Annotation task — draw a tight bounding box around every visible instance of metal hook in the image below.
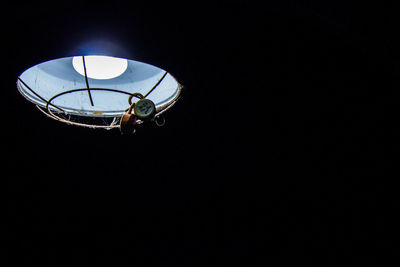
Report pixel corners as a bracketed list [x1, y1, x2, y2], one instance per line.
[154, 115, 165, 127]
[128, 93, 144, 105]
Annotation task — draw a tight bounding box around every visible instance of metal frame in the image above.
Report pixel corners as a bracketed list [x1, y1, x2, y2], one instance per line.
[41, 85, 182, 129]
[17, 75, 183, 129]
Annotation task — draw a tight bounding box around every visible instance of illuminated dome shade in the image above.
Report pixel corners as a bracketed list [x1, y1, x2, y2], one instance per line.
[17, 56, 182, 118]
[72, 55, 128, 79]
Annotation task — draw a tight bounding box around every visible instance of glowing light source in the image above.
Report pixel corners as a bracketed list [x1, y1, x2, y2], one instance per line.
[72, 55, 128, 80]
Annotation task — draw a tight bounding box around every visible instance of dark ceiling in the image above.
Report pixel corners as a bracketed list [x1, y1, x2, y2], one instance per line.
[5, 1, 397, 266]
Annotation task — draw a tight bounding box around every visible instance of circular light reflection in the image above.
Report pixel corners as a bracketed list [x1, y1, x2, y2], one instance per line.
[72, 55, 128, 80]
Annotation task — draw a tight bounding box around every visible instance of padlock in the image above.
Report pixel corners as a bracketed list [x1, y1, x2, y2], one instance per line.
[134, 98, 156, 121]
[120, 103, 137, 135]
[120, 94, 156, 134]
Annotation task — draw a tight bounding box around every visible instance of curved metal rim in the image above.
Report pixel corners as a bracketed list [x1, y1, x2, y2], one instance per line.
[17, 65, 182, 129]
[45, 87, 143, 117]
[39, 84, 183, 129]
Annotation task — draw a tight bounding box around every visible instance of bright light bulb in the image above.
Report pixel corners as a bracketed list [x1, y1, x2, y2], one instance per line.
[72, 55, 128, 80]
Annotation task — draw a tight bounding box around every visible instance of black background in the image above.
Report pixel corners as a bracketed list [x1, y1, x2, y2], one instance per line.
[5, 1, 397, 266]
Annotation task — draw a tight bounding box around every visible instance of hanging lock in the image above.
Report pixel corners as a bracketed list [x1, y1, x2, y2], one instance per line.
[134, 98, 156, 121]
[120, 93, 156, 134]
[120, 106, 137, 135]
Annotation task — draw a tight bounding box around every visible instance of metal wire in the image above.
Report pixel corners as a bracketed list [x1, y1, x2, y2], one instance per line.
[18, 75, 183, 129]
[82, 56, 94, 106]
[42, 85, 182, 129]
